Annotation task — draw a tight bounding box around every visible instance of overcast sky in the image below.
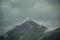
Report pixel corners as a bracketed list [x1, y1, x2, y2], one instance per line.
[0, 0, 60, 35]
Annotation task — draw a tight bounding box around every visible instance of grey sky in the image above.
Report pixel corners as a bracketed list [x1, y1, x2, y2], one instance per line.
[0, 0, 60, 35]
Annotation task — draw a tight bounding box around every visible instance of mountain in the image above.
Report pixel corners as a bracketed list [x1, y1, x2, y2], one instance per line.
[40, 28, 60, 40]
[0, 18, 47, 40]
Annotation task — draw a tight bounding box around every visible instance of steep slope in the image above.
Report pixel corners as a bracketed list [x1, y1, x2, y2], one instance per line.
[0, 18, 47, 40]
[19, 25, 47, 40]
[40, 28, 60, 40]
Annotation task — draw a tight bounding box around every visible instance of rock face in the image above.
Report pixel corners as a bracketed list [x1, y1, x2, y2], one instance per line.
[0, 19, 47, 40]
[41, 28, 60, 40]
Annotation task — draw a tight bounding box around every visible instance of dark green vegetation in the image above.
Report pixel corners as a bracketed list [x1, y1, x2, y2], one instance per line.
[40, 28, 60, 40]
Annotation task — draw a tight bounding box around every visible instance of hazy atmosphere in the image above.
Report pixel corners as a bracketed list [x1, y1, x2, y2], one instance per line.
[0, 0, 60, 35]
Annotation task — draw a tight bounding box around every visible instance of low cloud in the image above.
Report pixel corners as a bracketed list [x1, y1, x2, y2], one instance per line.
[0, 0, 60, 35]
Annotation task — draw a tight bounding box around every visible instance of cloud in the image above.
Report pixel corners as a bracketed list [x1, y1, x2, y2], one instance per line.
[0, 0, 59, 35]
[1, 0, 59, 26]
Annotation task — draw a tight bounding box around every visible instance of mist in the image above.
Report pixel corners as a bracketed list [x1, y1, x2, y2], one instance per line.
[0, 0, 60, 35]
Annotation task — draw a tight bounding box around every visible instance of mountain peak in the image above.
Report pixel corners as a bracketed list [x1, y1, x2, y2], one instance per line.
[0, 18, 47, 40]
[27, 17, 33, 21]
[25, 18, 40, 25]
